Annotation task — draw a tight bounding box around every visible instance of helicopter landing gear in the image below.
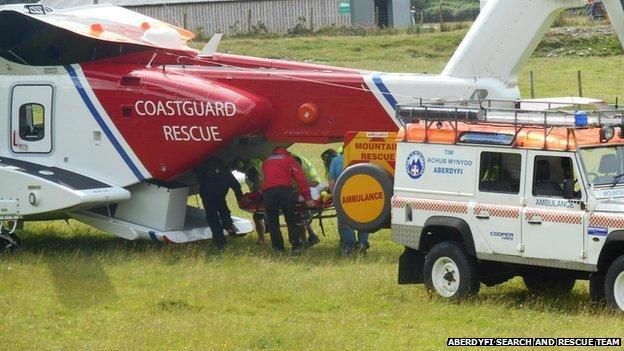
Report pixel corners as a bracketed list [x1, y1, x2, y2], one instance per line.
[0, 220, 20, 252]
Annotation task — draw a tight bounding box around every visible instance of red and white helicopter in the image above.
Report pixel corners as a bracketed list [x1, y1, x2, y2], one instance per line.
[0, 0, 621, 247]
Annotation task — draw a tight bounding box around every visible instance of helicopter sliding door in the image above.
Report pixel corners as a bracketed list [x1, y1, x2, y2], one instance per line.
[10, 85, 53, 154]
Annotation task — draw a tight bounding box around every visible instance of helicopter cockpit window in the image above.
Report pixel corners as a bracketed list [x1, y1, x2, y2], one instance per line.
[19, 103, 45, 141]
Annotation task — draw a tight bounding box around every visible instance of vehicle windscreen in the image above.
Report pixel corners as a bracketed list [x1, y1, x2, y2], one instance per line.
[579, 145, 624, 186]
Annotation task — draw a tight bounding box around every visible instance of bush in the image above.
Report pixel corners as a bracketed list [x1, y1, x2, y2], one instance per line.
[250, 21, 270, 36]
[287, 16, 313, 37]
[194, 27, 210, 42]
[418, 0, 481, 22]
[315, 24, 369, 36]
[454, 3, 480, 21]
[406, 25, 436, 35]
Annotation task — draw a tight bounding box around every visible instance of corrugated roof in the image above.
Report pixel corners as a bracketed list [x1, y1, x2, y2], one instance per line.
[39, 0, 242, 8]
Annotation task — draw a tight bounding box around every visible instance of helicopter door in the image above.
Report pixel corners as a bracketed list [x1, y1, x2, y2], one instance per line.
[11, 85, 53, 153]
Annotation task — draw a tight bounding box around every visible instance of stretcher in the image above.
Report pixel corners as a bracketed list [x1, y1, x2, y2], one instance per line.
[238, 192, 337, 236]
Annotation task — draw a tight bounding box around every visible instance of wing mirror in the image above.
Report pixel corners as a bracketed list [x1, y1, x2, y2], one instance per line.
[563, 179, 575, 200]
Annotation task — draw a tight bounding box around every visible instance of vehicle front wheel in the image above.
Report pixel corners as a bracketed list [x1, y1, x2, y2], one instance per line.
[423, 241, 480, 299]
[605, 255, 624, 312]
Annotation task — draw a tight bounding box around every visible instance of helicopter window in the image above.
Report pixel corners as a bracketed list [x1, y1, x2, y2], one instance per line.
[19, 103, 45, 141]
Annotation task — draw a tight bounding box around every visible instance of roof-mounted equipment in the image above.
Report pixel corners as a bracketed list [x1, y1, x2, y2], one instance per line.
[24, 5, 49, 15]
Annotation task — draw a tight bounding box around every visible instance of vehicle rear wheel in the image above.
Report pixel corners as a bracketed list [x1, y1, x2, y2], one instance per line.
[423, 241, 480, 299]
[605, 255, 624, 312]
[522, 274, 575, 294]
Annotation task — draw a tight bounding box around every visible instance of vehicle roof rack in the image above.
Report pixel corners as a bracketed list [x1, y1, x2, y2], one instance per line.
[395, 99, 624, 148]
[396, 99, 624, 128]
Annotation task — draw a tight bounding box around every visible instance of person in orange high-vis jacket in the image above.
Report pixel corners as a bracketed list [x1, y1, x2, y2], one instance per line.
[262, 146, 315, 254]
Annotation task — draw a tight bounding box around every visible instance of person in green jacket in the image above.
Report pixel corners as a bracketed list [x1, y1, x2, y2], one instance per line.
[293, 154, 321, 247]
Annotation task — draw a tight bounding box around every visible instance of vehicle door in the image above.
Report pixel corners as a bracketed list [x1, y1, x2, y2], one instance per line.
[521, 151, 586, 262]
[10, 84, 53, 154]
[472, 148, 526, 256]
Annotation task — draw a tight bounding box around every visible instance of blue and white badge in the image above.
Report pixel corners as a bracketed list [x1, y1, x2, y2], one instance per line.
[595, 188, 624, 199]
[406, 150, 425, 180]
[588, 226, 608, 237]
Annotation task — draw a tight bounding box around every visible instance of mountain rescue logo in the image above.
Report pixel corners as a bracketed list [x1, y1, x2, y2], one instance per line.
[406, 150, 425, 179]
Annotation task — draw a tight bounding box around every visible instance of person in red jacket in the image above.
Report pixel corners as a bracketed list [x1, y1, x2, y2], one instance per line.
[262, 146, 315, 254]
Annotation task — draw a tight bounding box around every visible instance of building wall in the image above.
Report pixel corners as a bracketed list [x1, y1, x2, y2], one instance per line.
[390, 0, 411, 28]
[350, 0, 410, 28]
[350, 0, 375, 27]
[129, 0, 351, 36]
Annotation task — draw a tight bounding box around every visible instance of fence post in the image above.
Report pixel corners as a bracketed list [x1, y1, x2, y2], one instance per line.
[530, 70, 535, 99]
[438, 3, 444, 32]
[246, 9, 252, 33]
[577, 70, 583, 97]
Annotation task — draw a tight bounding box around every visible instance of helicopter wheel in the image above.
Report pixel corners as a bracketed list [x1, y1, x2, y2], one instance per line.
[0, 224, 20, 253]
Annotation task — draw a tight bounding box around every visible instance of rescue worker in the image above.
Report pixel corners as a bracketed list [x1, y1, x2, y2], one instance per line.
[321, 148, 339, 180]
[293, 154, 321, 247]
[481, 165, 509, 181]
[262, 146, 315, 254]
[329, 148, 370, 255]
[233, 157, 264, 189]
[293, 154, 321, 187]
[480, 160, 512, 192]
[233, 157, 266, 243]
[588, 0, 603, 18]
[245, 166, 268, 244]
[196, 157, 243, 250]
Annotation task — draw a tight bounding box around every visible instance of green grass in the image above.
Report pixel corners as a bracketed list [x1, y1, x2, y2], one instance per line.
[3, 30, 624, 350]
[218, 31, 466, 73]
[3, 221, 623, 350]
[220, 28, 624, 101]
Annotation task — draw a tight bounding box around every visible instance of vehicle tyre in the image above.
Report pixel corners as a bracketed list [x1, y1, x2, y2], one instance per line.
[522, 274, 575, 294]
[604, 255, 624, 312]
[423, 241, 480, 299]
[334, 163, 393, 233]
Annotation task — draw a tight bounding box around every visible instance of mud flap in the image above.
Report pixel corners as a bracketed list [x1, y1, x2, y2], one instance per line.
[590, 271, 606, 302]
[398, 247, 425, 284]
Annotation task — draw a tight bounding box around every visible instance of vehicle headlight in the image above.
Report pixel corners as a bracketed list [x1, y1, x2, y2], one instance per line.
[601, 126, 614, 142]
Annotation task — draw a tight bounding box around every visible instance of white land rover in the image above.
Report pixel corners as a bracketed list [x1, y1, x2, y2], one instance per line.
[335, 101, 624, 312]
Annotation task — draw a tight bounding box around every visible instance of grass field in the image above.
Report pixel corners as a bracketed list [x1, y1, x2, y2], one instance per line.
[2, 29, 624, 350]
[219, 28, 624, 100]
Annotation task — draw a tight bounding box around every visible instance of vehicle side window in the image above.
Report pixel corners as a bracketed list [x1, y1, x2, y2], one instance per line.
[19, 103, 45, 141]
[532, 155, 580, 198]
[479, 152, 521, 194]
